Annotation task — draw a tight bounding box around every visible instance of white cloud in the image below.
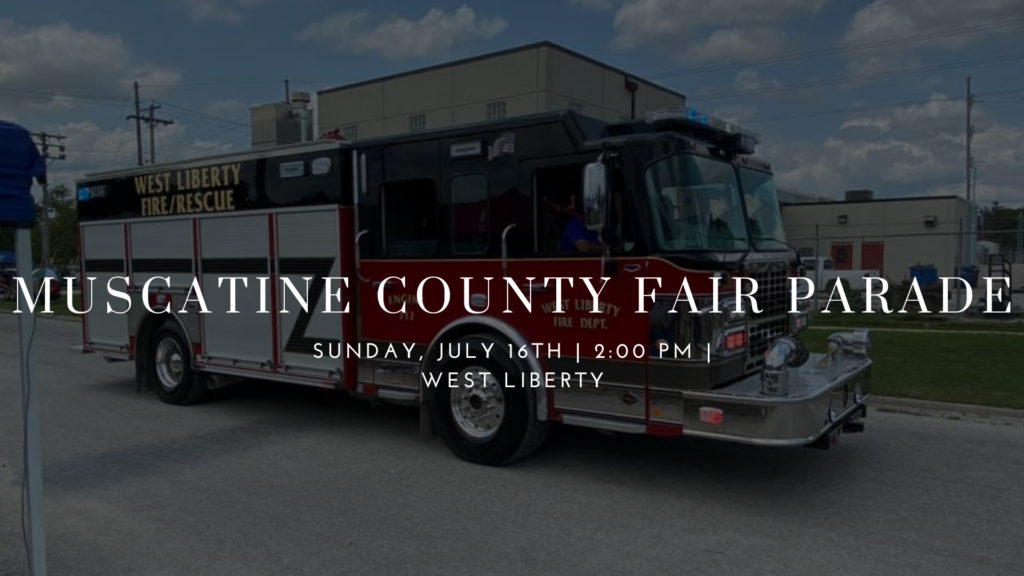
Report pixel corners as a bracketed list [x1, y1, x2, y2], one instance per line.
[568, 0, 618, 9]
[0, 19, 181, 114]
[609, 0, 830, 63]
[770, 93, 1024, 207]
[733, 69, 783, 91]
[37, 116, 247, 193]
[842, 0, 1024, 73]
[179, 0, 272, 24]
[296, 6, 508, 61]
[713, 104, 757, 123]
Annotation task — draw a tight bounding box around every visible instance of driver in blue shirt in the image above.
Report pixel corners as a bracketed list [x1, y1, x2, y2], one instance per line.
[560, 215, 603, 253]
[559, 192, 621, 254]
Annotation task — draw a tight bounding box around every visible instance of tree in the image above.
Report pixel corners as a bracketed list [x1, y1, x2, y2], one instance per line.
[977, 203, 1022, 254]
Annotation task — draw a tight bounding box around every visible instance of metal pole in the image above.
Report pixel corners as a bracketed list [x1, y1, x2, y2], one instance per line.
[39, 182, 49, 270]
[814, 224, 820, 309]
[969, 165, 978, 270]
[956, 219, 963, 312]
[133, 81, 143, 166]
[148, 104, 156, 165]
[15, 226, 47, 576]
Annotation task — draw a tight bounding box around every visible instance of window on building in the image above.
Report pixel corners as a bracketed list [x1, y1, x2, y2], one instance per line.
[798, 247, 814, 257]
[342, 125, 358, 140]
[382, 179, 437, 257]
[487, 101, 506, 120]
[451, 174, 489, 254]
[409, 114, 426, 132]
[568, 101, 583, 113]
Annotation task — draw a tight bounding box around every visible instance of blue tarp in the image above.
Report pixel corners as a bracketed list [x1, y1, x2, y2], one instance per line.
[0, 119, 46, 228]
[0, 249, 14, 265]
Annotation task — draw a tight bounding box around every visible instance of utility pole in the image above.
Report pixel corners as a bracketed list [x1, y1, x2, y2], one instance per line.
[144, 102, 174, 164]
[129, 81, 143, 166]
[965, 76, 975, 270]
[30, 131, 66, 271]
[128, 101, 174, 165]
[284, 79, 291, 103]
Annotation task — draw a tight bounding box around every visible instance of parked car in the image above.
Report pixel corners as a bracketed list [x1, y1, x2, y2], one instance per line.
[800, 256, 880, 293]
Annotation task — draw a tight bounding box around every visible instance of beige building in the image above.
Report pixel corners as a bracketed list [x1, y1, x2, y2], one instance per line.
[782, 192, 974, 283]
[314, 41, 687, 141]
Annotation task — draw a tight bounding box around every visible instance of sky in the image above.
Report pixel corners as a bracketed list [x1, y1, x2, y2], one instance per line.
[2, 0, 1023, 206]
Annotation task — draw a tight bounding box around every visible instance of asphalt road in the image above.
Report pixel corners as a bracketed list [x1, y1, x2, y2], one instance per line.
[2, 315, 1023, 576]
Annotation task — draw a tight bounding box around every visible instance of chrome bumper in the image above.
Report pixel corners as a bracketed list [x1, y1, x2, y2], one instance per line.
[677, 330, 872, 447]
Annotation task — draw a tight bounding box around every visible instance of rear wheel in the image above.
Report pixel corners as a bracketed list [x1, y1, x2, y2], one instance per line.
[149, 320, 209, 406]
[429, 335, 549, 466]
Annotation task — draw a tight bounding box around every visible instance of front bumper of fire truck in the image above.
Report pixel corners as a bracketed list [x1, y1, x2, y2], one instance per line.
[678, 328, 872, 448]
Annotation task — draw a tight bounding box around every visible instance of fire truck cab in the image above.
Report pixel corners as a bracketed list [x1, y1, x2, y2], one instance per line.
[74, 106, 871, 466]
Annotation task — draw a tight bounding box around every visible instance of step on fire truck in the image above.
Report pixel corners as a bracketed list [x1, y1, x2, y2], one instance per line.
[73, 106, 872, 466]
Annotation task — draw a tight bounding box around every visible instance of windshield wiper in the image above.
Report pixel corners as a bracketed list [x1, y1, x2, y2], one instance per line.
[751, 237, 801, 267]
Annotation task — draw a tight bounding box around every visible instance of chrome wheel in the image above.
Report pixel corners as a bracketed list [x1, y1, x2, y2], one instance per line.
[449, 367, 505, 441]
[154, 337, 185, 391]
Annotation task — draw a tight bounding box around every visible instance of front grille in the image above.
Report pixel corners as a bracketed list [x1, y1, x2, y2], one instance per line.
[743, 260, 790, 372]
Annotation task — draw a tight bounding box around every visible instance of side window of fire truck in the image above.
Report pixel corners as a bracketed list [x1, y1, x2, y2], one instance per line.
[450, 174, 489, 255]
[381, 178, 439, 257]
[608, 166, 635, 253]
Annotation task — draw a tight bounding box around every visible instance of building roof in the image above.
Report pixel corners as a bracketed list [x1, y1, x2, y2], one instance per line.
[317, 41, 686, 100]
[781, 194, 965, 207]
[777, 187, 830, 203]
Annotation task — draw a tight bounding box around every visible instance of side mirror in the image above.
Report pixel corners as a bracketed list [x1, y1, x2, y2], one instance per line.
[582, 161, 608, 232]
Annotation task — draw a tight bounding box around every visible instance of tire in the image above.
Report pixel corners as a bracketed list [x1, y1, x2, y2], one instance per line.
[429, 335, 549, 466]
[149, 320, 209, 406]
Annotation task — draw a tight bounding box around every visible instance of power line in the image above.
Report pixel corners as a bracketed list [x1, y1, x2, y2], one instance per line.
[0, 86, 128, 107]
[158, 102, 249, 127]
[126, 85, 175, 166]
[646, 17, 1024, 79]
[737, 86, 1024, 124]
[691, 51, 1024, 102]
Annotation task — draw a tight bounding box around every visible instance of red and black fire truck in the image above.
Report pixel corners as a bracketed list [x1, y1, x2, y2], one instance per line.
[73, 106, 872, 466]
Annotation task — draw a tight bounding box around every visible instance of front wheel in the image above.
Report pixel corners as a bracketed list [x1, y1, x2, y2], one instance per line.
[149, 320, 209, 406]
[429, 335, 549, 466]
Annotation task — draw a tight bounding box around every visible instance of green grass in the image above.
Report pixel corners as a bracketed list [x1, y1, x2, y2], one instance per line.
[803, 327, 1024, 410]
[808, 309, 1024, 332]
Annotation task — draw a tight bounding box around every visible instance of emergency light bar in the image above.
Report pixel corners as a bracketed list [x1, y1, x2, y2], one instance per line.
[645, 106, 761, 155]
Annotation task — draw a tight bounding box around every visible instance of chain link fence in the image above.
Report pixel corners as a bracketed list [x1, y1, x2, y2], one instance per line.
[784, 227, 1023, 314]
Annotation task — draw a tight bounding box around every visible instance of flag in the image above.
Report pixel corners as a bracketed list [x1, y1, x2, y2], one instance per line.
[321, 128, 345, 141]
[488, 132, 515, 161]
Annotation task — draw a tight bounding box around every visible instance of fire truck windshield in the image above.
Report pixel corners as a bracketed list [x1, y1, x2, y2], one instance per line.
[738, 166, 788, 250]
[645, 153, 749, 252]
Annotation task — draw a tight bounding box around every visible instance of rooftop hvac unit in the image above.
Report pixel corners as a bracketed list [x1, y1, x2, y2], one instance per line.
[845, 189, 874, 202]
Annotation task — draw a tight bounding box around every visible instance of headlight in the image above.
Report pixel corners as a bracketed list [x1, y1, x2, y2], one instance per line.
[649, 295, 749, 361]
[790, 311, 809, 335]
[826, 329, 872, 359]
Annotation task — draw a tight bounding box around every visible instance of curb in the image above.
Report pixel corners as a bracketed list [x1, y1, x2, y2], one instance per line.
[870, 396, 1024, 424]
[809, 326, 1024, 335]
